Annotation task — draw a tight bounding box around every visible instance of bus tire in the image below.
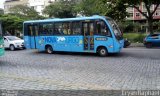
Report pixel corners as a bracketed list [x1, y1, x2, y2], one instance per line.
[97, 47, 108, 57]
[46, 45, 53, 54]
[10, 44, 15, 51]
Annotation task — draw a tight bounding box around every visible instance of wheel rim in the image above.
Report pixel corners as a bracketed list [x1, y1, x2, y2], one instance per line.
[10, 45, 14, 50]
[47, 47, 52, 54]
[100, 49, 106, 55]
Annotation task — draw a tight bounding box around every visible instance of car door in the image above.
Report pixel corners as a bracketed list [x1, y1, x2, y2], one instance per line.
[4, 37, 10, 48]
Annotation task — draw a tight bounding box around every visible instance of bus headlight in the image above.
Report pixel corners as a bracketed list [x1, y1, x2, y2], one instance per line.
[0, 44, 4, 48]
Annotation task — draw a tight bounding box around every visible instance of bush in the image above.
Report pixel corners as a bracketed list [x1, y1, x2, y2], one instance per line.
[119, 21, 142, 33]
[123, 33, 147, 43]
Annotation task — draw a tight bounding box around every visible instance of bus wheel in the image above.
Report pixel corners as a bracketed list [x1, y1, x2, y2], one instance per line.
[46, 46, 53, 54]
[98, 47, 108, 57]
[10, 45, 15, 51]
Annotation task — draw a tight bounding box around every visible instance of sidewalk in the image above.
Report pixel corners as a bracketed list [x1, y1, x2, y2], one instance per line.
[129, 43, 144, 47]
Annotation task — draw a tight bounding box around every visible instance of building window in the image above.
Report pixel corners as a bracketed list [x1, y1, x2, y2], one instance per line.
[155, 12, 159, 16]
[143, 12, 147, 15]
[136, 13, 140, 17]
[158, 5, 160, 9]
[129, 13, 133, 17]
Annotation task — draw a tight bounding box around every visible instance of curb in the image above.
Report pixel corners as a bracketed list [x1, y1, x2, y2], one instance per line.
[129, 43, 144, 47]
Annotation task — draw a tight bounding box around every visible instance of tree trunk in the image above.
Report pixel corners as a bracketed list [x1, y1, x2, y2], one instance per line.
[147, 17, 153, 34]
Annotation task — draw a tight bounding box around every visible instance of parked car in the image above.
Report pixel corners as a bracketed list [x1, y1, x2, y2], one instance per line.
[144, 34, 160, 48]
[124, 38, 131, 48]
[3, 36, 25, 50]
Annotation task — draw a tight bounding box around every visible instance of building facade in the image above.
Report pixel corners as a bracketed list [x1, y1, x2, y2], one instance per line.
[0, 8, 4, 14]
[126, 3, 160, 21]
[28, 0, 56, 15]
[4, 0, 57, 15]
[126, 3, 160, 32]
[4, 0, 28, 14]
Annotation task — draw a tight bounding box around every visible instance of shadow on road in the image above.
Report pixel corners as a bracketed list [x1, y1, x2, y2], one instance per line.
[33, 51, 124, 58]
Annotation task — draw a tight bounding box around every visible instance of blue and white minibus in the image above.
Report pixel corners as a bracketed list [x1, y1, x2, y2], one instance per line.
[23, 15, 124, 56]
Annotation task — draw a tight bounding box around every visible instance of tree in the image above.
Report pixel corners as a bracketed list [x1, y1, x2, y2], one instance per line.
[0, 14, 24, 36]
[95, 0, 128, 21]
[9, 5, 44, 20]
[126, 0, 160, 34]
[43, 0, 78, 18]
[74, 0, 128, 21]
[73, 0, 98, 16]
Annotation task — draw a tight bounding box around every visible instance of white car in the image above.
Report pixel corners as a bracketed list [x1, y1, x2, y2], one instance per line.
[4, 36, 25, 51]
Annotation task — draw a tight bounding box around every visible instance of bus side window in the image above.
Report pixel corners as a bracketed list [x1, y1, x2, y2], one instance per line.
[62, 22, 71, 35]
[72, 22, 81, 35]
[54, 23, 63, 35]
[40, 23, 53, 35]
[39, 25, 43, 35]
[28, 26, 33, 36]
[96, 20, 111, 36]
[89, 22, 94, 36]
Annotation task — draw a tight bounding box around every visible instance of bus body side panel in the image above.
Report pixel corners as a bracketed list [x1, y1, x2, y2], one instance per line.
[24, 36, 39, 49]
[30, 36, 36, 49]
[24, 36, 31, 49]
[37, 36, 84, 52]
[113, 39, 124, 53]
[70, 36, 83, 52]
[53, 36, 71, 51]
[35, 36, 40, 49]
[94, 36, 114, 53]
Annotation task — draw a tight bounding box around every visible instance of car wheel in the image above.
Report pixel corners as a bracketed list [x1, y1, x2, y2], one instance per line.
[46, 46, 53, 54]
[146, 43, 152, 48]
[10, 45, 15, 51]
[22, 47, 26, 49]
[98, 47, 108, 57]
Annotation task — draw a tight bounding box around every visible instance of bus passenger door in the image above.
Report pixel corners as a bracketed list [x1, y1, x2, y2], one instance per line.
[82, 22, 94, 51]
[28, 25, 38, 49]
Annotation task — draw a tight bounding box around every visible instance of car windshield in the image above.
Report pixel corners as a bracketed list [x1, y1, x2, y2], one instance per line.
[106, 18, 123, 40]
[7, 36, 21, 41]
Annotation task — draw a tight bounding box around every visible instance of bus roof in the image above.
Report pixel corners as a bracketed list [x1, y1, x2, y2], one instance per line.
[24, 15, 112, 24]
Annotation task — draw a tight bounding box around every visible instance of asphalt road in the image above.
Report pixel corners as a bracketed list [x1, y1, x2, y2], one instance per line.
[0, 48, 160, 90]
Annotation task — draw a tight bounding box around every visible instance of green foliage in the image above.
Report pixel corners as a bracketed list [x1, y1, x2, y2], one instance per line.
[123, 33, 147, 43]
[9, 5, 44, 20]
[95, 0, 128, 21]
[0, 14, 24, 35]
[74, 0, 127, 21]
[73, 0, 98, 16]
[119, 21, 142, 33]
[0, 5, 44, 36]
[43, 0, 78, 18]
